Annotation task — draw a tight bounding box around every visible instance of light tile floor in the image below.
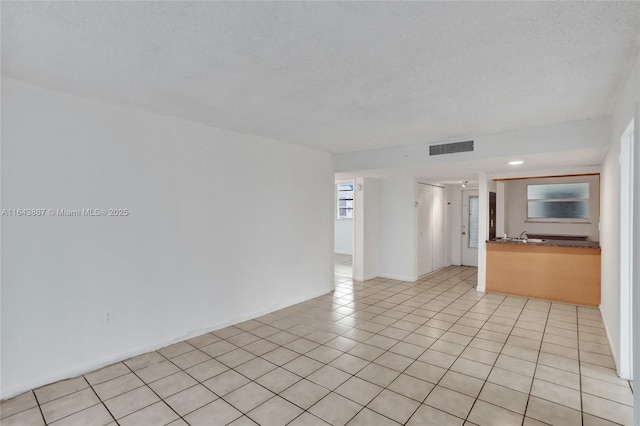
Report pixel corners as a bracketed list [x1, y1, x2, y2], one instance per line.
[334, 254, 352, 280]
[335, 254, 352, 266]
[1, 266, 634, 425]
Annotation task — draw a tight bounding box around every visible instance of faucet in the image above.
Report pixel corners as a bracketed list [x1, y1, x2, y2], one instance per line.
[519, 231, 528, 240]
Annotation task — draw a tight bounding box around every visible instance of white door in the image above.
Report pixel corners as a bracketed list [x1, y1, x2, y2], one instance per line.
[461, 190, 479, 267]
[432, 186, 446, 270]
[417, 184, 433, 276]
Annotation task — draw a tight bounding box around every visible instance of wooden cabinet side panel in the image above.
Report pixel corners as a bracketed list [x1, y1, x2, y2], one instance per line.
[486, 248, 601, 306]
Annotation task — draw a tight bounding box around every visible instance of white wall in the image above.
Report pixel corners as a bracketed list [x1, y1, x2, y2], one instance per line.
[0, 78, 334, 398]
[335, 220, 353, 254]
[335, 118, 609, 174]
[362, 178, 379, 281]
[633, 67, 640, 425]
[504, 175, 600, 241]
[600, 54, 639, 380]
[353, 178, 378, 281]
[477, 173, 489, 292]
[377, 177, 417, 281]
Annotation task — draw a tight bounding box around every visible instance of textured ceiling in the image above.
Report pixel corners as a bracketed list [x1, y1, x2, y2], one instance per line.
[2, 2, 639, 154]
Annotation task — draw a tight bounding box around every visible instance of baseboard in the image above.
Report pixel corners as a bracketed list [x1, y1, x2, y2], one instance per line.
[377, 273, 418, 282]
[599, 304, 621, 376]
[1, 285, 333, 400]
[354, 273, 378, 282]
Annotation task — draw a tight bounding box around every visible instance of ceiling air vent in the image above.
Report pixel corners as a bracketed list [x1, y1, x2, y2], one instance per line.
[429, 140, 474, 156]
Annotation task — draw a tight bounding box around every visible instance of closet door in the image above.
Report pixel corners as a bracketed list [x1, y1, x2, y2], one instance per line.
[417, 184, 433, 277]
[432, 186, 446, 271]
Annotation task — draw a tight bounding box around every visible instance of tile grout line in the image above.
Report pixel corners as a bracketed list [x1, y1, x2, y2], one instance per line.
[356, 268, 482, 425]
[462, 301, 524, 424]
[575, 308, 631, 424]
[34, 376, 119, 426]
[31, 390, 48, 425]
[280, 267, 478, 425]
[462, 292, 548, 424]
[9, 267, 627, 425]
[119, 352, 193, 426]
[325, 268, 493, 425]
[240, 283, 584, 421]
[577, 306, 585, 426]
[336, 267, 482, 426]
[170, 274, 524, 421]
[400, 285, 506, 424]
[257, 267, 476, 425]
[82, 376, 119, 426]
[29, 269, 484, 425]
[517, 299, 552, 426]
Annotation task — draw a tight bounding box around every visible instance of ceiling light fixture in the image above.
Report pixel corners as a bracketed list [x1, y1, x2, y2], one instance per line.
[508, 160, 524, 165]
[462, 180, 468, 188]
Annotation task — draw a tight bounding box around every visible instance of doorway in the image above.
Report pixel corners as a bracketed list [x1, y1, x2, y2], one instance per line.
[335, 180, 354, 279]
[462, 190, 479, 266]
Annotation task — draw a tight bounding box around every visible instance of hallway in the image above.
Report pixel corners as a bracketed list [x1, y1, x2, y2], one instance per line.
[335, 254, 353, 280]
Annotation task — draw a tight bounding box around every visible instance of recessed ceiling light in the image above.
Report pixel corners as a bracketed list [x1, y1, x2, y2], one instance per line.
[508, 160, 524, 165]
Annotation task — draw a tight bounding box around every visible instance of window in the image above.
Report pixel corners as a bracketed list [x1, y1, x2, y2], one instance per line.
[469, 196, 479, 248]
[527, 182, 589, 221]
[337, 183, 354, 219]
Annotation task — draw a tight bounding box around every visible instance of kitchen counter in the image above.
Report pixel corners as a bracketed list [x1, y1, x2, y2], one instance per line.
[487, 238, 600, 249]
[486, 239, 601, 306]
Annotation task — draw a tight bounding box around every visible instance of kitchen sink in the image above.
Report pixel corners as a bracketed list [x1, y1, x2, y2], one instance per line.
[497, 237, 546, 243]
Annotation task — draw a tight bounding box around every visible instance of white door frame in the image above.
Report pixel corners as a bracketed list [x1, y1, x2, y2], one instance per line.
[632, 104, 640, 425]
[619, 119, 634, 380]
[461, 190, 479, 267]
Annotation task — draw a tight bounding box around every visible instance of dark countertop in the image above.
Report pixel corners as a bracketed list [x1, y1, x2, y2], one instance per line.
[487, 238, 600, 249]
